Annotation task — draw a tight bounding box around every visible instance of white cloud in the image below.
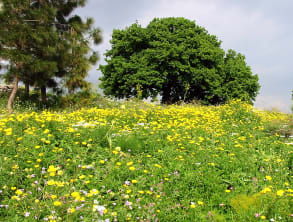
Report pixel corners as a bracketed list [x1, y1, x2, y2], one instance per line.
[255, 94, 291, 113]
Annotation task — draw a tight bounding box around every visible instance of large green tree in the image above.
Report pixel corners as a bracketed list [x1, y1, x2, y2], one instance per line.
[100, 17, 260, 104]
[0, 0, 101, 110]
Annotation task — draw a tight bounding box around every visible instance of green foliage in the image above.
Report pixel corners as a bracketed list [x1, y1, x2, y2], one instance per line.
[0, 87, 60, 111]
[62, 16, 102, 93]
[230, 194, 262, 216]
[0, 1, 35, 76]
[60, 90, 106, 109]
[0, 0, 101, 110]
[100, 17, 260, 105]
[223, 50, 260, 103]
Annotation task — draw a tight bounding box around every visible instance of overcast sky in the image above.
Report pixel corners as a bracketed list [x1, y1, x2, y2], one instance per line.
[75, 0, 293, 112]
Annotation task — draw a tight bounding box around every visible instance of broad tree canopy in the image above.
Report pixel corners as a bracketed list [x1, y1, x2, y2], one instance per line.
[100, 17, 260, 104]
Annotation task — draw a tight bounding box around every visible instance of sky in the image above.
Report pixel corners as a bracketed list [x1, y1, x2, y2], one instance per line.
[74, 0, 293, 112]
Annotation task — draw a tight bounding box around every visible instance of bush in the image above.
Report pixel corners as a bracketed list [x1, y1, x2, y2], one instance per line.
[60, 90, 119, 110]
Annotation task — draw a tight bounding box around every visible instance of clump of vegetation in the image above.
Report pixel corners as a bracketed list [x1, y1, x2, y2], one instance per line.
[100, 17, 260, 105]
[262, 116, 293, 137]
[0, 100, 292, 221]
[0, 88, 121, 112]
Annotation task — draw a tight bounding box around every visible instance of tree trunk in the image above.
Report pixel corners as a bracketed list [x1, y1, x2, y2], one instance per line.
[25, 81, 30, 96]
[41, 86, 46, 104]
[7, 76, 19, 113]
[161, 83, 172, 104]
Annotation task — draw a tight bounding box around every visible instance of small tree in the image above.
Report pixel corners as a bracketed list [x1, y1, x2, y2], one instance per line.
[100, 17, 260, 105]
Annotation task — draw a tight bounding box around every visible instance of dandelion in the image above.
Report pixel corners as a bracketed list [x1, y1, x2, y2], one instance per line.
[260, 187, 271, 194]
[47, 180, 55, 186]
[197, 201, 204, 205]
[53, 201, 62, 206]
[15, 189, 23, 195]
[67, 208, 76, 213]
[48, 165, 58, 175]
[154, 164, 162, 168]
[265, 176, 272, 181]
[277, 190, 285, 196]
[79, 175, 86, 179]
[90, 189, 99, 195]
[129, 167, 136, 171]
[190, 202, 196, 208]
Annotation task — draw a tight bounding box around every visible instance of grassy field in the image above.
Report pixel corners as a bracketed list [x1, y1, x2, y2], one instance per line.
[0, 100, 292, 221]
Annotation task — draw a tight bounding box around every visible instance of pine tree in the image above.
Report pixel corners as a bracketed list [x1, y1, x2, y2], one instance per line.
[29, 0, 102, 99]
[0, 0, 35, 112]
[62, 16, 102, 93]
[0, 0, 101, 110]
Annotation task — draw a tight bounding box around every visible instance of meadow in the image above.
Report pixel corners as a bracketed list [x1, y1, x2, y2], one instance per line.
[0, 100, 292, 221]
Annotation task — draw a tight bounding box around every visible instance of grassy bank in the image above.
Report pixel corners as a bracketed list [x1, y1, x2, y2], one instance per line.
[0, 100, 292, 221]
